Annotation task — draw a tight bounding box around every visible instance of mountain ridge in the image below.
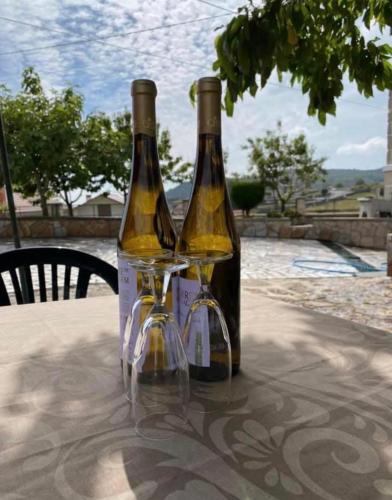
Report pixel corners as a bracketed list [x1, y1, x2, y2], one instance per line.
[166, 168, 384, 200]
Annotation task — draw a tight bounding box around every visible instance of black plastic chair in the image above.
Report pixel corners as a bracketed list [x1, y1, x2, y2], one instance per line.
[0, 247, 118, 306]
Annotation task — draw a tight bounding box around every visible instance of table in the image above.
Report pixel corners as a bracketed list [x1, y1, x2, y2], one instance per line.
[1, 292, 392, 500]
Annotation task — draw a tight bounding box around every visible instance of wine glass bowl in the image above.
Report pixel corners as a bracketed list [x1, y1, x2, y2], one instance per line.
[118, 248, 173, 399]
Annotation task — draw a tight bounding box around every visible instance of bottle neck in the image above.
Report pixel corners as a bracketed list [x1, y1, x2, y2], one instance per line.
[131, 91, 159, 184]
[196, 133, 224, 166]
[196, 90, 224, 169]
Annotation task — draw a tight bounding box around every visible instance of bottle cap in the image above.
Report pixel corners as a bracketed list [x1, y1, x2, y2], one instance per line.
[132, 80, 157, 136]
[197, 77, 221, 94]
[131, 79, 157, 97]
[197, 77, 221, 134]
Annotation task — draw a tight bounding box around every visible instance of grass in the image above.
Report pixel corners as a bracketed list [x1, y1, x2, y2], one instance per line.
[306, 191, 375, 213]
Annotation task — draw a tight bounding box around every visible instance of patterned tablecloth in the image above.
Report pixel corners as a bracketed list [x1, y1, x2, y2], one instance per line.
[1, 292, 392, 499]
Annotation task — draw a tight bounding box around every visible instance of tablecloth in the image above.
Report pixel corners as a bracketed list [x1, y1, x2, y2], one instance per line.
[1, 290, 392, 499]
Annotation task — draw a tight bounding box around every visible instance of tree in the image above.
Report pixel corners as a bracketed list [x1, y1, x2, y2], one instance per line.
[355, 177, 366, 186]
[245, 121, 326, 212]
[88, 114, 192, 199]
[1, 68, 192, 216]
[45, 90, 92, 216]
[210, 1, 392, 124]
[67, 112, 193, 203]
[0, 68, 85, 216]
[231, 180, 265, 216]
[158, 127, 192, 184]
[321, 187, 329, 197]
[79, 112, 125, 199]
[335, 182, 344, 188]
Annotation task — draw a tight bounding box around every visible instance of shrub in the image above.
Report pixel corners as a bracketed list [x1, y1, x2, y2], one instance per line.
[267, 210, 282, 218]
[231, 181, 265, 216]
[283, 208, 301, 221]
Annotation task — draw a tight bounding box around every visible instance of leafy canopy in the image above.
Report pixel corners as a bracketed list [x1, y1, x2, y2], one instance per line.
[245, 121, 326, 212]
[231, 180, 265, 216]
[84, 113, 192, 199]
[211, 0, 392, 124]
[0, 67, 84, 216]
[1, 67, 191, 215]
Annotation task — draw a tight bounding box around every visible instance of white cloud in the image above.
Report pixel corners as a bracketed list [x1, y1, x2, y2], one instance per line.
[337, 137, 387, 156]
[0, 0, 389, 175]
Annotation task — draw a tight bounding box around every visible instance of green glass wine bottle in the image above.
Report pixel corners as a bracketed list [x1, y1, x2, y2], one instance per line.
[118, 79, 177, 363]
[177, 77, 241, 378]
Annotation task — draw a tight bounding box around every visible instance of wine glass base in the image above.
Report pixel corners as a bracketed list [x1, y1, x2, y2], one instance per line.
[189, 378, 231, 414]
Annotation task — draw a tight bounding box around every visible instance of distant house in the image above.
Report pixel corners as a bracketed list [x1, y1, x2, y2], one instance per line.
[0, 187, 65, 216]
[74, 192, 125, 217]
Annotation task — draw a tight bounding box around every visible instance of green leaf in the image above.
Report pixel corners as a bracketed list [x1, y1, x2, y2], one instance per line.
[224, 90, 234, 116]
[216, 34, 237, 81]
[211, 0, 392, 120]
[318, 110, 326, 125]
[249, 83, 258, 97]
[229, 15, 246, 37]
[238, 41, 250, 74]
[189, 81, 197, 107]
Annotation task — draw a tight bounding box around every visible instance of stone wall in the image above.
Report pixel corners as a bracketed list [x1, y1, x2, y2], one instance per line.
[308, 218, 392, 250]
[1, 215, 392, 250]
[0, 216, 121, 239]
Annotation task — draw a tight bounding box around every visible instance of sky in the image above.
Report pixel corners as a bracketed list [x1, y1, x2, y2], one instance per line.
[0, 0, 390, 182]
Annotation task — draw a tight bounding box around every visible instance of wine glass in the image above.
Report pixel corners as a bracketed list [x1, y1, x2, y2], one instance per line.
[129, 255, 190, 440]
[118, 249, 171, 401]
[178, 250, 232, 414]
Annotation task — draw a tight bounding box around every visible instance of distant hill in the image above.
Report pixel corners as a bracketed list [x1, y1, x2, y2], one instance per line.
[166, 178, 238, 202]
[317, 168, 384, 188]
[166, 182, 192, 201]
[167, 169, 384, 202]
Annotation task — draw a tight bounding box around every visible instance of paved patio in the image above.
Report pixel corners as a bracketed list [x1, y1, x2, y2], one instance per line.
[0, 237, 387, 280]
[0, 237, 390, 333]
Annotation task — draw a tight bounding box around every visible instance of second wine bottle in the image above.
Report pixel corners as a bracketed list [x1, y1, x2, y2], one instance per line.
[177, 77, 241, 378]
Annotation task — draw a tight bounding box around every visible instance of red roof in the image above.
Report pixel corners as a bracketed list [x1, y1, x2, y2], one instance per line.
[0, 187, 63, 213]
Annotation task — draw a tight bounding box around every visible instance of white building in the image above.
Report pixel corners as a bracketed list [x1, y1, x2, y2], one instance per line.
[0, 188, 65, 216]
[74, 192, 125, 217]
[359, 91, 392, 218]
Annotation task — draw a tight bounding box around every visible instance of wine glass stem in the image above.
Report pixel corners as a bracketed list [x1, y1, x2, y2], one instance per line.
[198, 263, 214, 292]
[141, 271, 153, 291]
[151, 271, 171, 307]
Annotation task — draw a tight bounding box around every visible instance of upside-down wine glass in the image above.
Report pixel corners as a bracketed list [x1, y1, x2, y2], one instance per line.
[119, 249, 171, 401]
[179, 250, 232, 414]
[129, 255, 190, 440]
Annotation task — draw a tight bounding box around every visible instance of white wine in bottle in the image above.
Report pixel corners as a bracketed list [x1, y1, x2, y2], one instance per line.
[177, 77, 241, 378]
[118, 79, 177, 363]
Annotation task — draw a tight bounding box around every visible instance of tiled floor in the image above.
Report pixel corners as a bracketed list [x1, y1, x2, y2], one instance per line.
[0, 237, 387, 285]
[1, 238, 389, 331]
[240, 237, 386, 278]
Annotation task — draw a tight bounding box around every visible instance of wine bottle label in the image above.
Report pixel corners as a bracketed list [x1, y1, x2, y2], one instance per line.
[117, 255, 138, 359]
[178, 277, 210, 367]
[171, 275, 179, 322]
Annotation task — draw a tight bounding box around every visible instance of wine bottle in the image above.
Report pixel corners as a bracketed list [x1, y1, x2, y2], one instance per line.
[118, 79, 177, 362]
[177, 77, 241, 377]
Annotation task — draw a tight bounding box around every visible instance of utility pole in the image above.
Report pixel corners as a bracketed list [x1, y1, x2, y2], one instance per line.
[0, 111, 30, 301]
[0, 111, 21, 248]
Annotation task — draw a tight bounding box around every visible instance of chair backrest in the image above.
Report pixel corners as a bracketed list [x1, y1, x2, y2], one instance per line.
[0, 246, 118, 306]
